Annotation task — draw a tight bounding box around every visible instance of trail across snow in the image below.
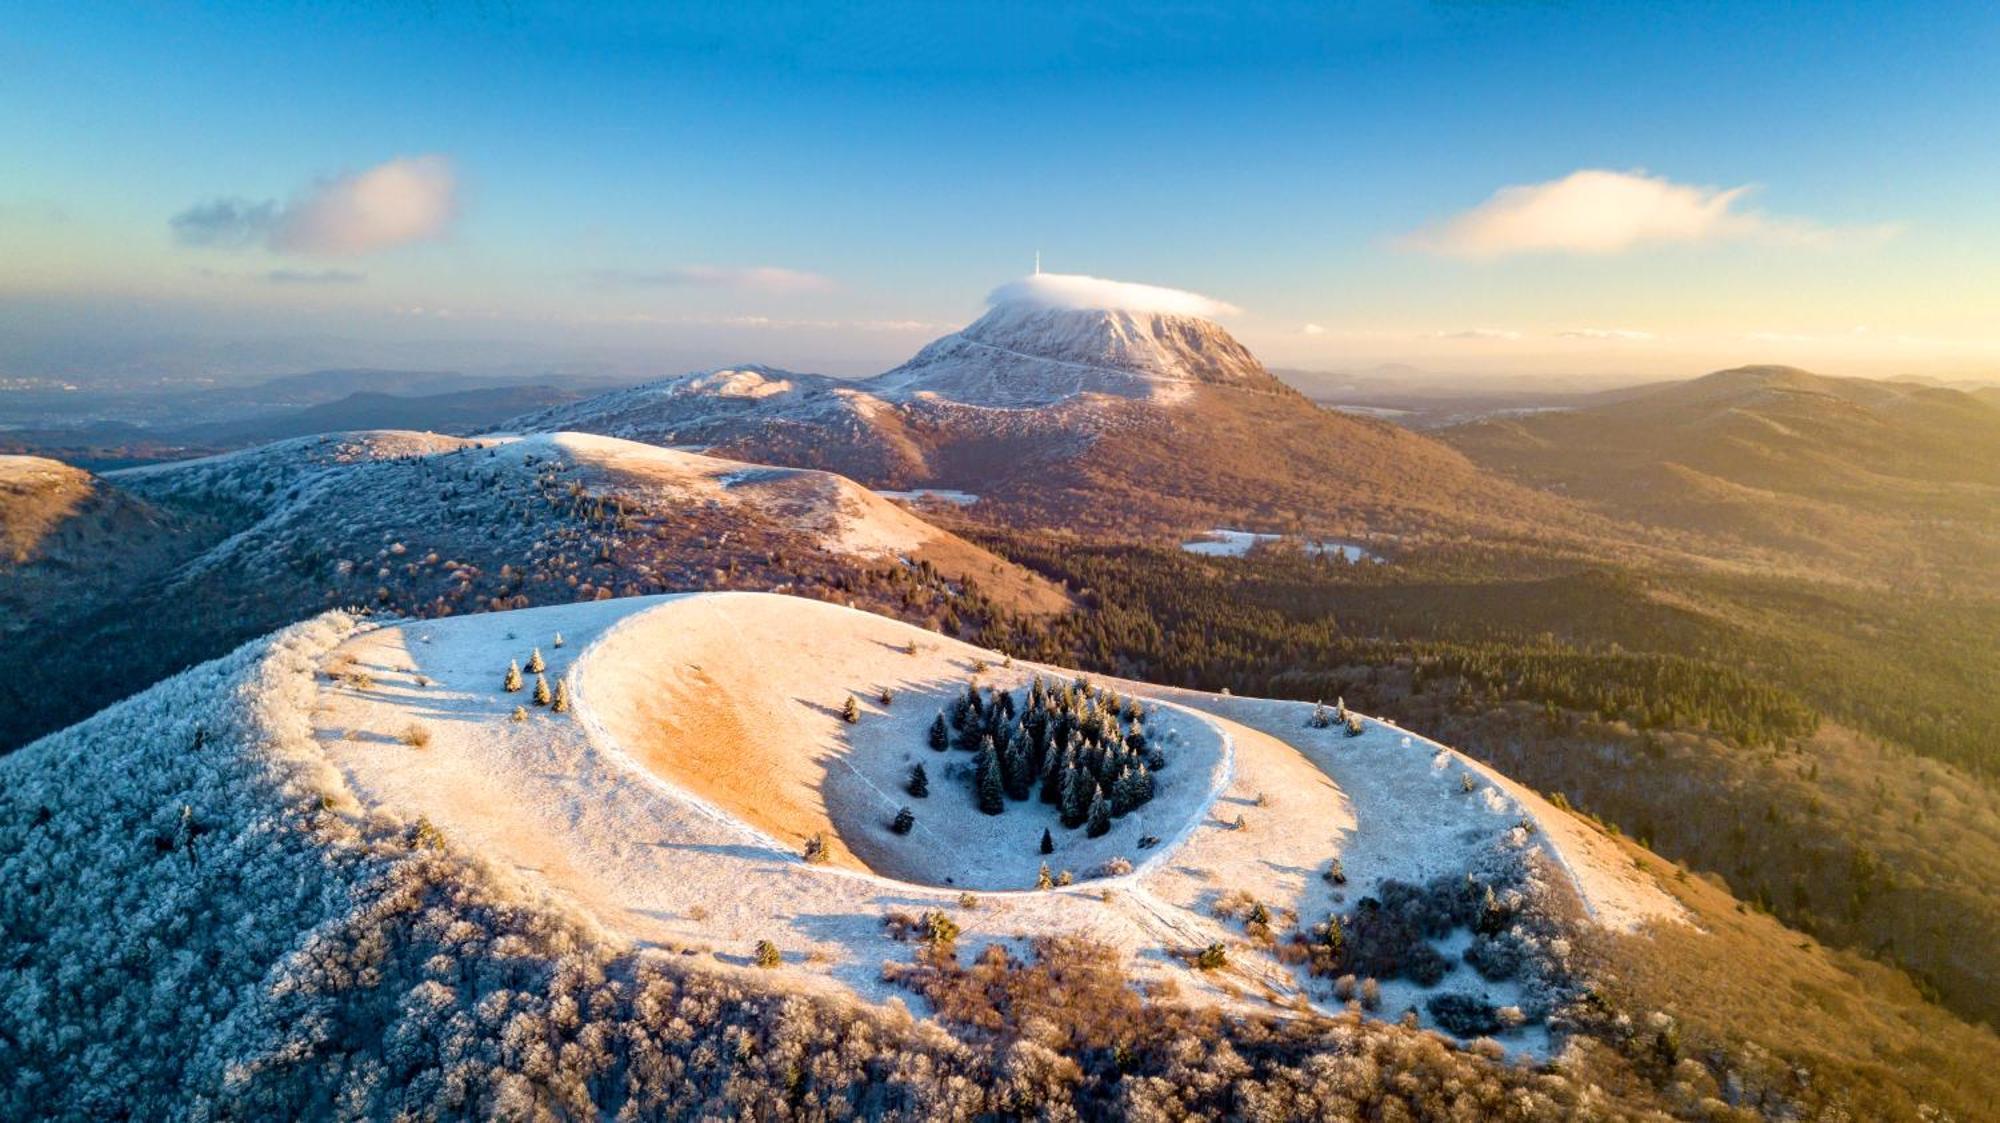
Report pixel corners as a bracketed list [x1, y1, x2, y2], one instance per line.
[311, 592, 1681, 1041]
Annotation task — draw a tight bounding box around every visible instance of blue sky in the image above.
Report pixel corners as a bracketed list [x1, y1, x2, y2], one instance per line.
[3, 1, 1997, 380]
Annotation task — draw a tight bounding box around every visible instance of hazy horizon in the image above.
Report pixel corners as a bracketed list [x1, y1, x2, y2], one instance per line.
[5, 2, 1999, 386]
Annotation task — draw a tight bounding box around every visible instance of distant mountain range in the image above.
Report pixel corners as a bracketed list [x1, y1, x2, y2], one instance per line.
[1442, 364, 2000, 582]
[0, 369, 628, 466]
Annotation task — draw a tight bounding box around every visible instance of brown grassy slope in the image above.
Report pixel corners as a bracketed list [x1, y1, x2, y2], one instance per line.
[0, 456, 113, 562]
[1583, 835, 2000, 1122]
[0, 455, 211, 651]
[1443, 365, 2000, 583]
[1413, 697, 2000, 1030]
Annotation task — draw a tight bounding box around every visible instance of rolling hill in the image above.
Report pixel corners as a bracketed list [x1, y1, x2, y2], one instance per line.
[1442, 365, 2000, 582]
[0, 432, 1064, 752]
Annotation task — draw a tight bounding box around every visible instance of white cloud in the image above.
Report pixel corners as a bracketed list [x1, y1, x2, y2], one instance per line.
[1425, 327, 1522, 341]
[588, 265, 834, 293]
[172, 155, 459, 256]
[987, 272, 1239, 318]
[1557, 327, 1655, 341]
[272, 156, 458, 255]
[1301, 323, 1327, 336]
[1402, 169, 1898, 259]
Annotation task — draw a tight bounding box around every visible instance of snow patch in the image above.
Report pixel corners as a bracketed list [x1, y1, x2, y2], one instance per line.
[876, 488, 980, 506]
[1180, 529, 1377, 561]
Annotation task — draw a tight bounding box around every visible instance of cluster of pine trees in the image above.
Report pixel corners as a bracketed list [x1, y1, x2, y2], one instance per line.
[929, 676, 1163, 839]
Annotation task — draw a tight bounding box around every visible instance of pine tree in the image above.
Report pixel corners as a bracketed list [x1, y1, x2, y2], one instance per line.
[1086, 788, 1112, 838]
[551, 678, 570, 713]
[526, 648, 545, 674]
[552, 632, 565, 648]
[891, 807, 915, 835]
[976, 744, 1005, 815]
[1040, 828, 1054, 855]
[842, 695, 861, 724]
[1060, 767, 1089, 828]
[929, 712, 949, 751]
[1003, 733, 1032, 801]
[1309, 700, 1331, 729]
[533, 674, 552, 707]
[955, 716, 988, 753]
[1040, 747, 1068, 805]
[503, 660, 523, 693]
[908, 763, 929, 798]
[1037, 862, 1054, 890]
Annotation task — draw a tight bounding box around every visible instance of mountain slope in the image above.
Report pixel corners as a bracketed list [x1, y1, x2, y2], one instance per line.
[0, 432, 1064, 751]
[509, 278, 1598, 543]
[1442, 365, 2000, 581]
[1, 455, 148, 563]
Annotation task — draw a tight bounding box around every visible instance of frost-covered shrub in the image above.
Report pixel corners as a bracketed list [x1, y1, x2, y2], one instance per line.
[1465, 930, 1528, 981]
[920, 911, 960, 946]
[1427, 993, 1504, 1037]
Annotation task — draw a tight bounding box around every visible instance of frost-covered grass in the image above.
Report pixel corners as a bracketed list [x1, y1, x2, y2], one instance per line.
[0, 611, 377, 1114]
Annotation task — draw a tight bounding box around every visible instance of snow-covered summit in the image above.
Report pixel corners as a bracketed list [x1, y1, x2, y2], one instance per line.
[873, 298, 1274, 405]
[509, 273, 1277, 430]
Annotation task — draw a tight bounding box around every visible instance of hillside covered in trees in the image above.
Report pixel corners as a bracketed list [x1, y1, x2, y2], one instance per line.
[961, 531, 2000, 1029]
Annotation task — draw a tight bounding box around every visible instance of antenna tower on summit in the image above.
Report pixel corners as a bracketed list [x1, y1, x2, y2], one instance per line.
[1034, 250, 1041, 275]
